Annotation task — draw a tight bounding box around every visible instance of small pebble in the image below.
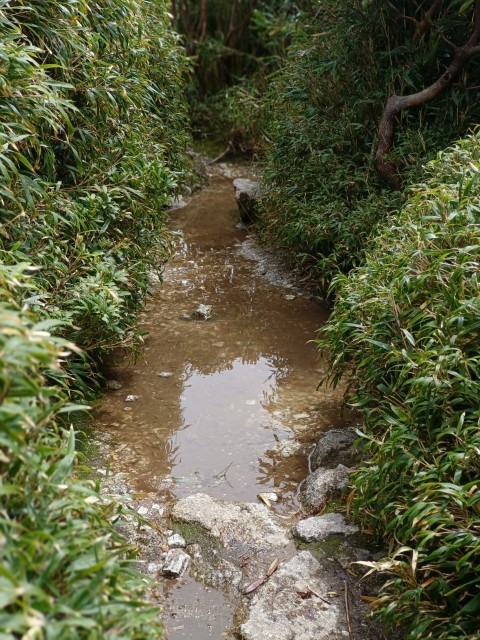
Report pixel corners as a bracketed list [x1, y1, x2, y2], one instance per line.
[105, 380, 122, 390]
[157, 372, 173, 378]
[125, 395, 140, 402]
[168, 533, 187, 548]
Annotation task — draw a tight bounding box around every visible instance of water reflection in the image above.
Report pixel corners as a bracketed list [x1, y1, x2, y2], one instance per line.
[165, 356, 289, 494]
[94, 172, 345, 509]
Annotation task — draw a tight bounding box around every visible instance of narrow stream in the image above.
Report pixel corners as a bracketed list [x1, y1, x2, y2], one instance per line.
[93, 165, 348, 639]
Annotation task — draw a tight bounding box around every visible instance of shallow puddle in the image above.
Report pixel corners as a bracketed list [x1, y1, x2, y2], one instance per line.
[93, 167, 347, 639]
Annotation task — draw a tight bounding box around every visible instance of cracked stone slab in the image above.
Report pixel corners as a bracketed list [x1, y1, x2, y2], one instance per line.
[292, 513, 359, 542]
[171, 493, 290, 551]
[240, 551, 347, 640]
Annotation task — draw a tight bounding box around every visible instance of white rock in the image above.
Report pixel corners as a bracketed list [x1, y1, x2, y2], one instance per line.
[162, 548, 191, 578]
[168, 533, 187, 548]
[171, 493, 289, 551]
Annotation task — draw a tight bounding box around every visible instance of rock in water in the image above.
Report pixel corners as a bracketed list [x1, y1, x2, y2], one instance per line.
[310, 429, 359, 471]
[192, 304, 212, 320]
[301, 465, 350, 512]
[162, 548, 191, 578]
[233, 179, 260, 224]
[240, 551, 345, 640]
[292, 513, 359, 542]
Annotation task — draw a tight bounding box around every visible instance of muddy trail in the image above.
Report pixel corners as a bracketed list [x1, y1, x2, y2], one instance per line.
[92, 164, 382, 640]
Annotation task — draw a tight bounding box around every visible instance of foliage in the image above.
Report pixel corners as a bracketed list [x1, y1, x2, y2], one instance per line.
[0, 264, 163, 638]
[0, 0, 190, 365]
[318, 134, 480, 638]
[259, 0, 480, 288]
[0, 1, 190, 635]
[176, 0, 301, 148]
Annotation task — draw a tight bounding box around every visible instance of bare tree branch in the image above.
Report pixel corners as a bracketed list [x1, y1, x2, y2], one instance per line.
[376, 0, 480, 190]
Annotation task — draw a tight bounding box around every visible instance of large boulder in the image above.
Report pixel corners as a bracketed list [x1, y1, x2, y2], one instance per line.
[310, 429, 360, 471]
[233, 178, 260, 224]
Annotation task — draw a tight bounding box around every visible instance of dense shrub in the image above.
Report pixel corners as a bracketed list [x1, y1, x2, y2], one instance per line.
[319, 135, 480, 638]
[259, 1, 480, 288]
[0, 265, 163, 638]
[0, 0, 190, 365]
[0, 1, 190, 635]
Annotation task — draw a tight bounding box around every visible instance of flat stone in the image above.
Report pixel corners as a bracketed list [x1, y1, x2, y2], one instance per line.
[310, 429, 359, 471]
[301, 465, 350, 513]
[171, 493, 290, 551]
[162, 548, 191, 578]
[292, 513, 359, 542]
[240, 551, 345, 640]
[157, 371, 173, 378]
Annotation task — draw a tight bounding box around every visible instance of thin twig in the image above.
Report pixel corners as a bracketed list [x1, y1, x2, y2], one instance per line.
[213, 462, 233, 486]
[306, 583, 331, 605]
[344, 579, 352, 636]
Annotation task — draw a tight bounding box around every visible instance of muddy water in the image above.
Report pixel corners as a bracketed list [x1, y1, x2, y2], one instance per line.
[94, 167, 347, 639]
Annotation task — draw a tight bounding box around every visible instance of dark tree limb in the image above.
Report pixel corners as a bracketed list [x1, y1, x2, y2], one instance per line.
[376, 1, 480, 190]
[413, 0, 443, 42]
[199, 0, 207, 42]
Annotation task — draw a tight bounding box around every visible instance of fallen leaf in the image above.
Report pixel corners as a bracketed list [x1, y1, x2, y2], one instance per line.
[266, 557, 279, 577]
[257, 493, 271, 508]
[242, 577, 265, 595]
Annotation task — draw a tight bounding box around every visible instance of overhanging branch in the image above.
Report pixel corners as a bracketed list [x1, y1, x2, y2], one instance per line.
[376, 0, 480, 190]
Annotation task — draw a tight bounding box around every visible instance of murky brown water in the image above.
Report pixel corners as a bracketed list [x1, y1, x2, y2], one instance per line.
[93, 167, 347, 639]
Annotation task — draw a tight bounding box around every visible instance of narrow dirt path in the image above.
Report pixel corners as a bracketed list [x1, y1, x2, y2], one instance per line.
[91, 164, 380, 640]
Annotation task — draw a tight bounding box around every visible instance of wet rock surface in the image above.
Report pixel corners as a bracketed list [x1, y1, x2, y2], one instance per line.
[311, 429, 360, 470]
[301, 464, 351, 513]
[171, 493, 290, 551]
[233, 178, 260, 224]
[240, 551, 346, 640]
[292, 513, 359, 543]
